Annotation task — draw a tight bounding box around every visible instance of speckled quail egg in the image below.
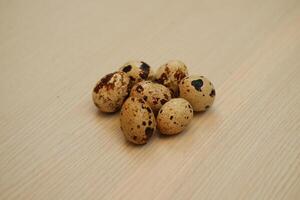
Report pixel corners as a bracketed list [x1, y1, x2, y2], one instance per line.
[130, 81, 172, 114]
[92, 71, 130, 113]
[119, 60, 155, 85]
[179, 75, 216, 112]
[155, 60, 189, 97]
[157, 98, 193, 135]
[120, 97, 156, 144]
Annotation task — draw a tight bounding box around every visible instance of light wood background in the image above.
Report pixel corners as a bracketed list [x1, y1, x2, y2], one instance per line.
[1, 0, 300, 199]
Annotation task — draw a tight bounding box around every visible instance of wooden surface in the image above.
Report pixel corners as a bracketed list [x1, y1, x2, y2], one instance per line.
[1, 0, 300, 199]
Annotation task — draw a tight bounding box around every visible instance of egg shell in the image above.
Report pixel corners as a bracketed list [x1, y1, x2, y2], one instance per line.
[157, 98, 193, 135]
[92, 71, 130, 113]
[119, 60, 155, 85]
[179, 75, 216, 112]
[155, 60, 188, 97]
[130, 81, 172, 114]
[120, 97, 156, 144]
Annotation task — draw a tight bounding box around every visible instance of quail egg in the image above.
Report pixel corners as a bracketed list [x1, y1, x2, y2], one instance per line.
[119, 60, 154, 85]
[155, 60, 188, 97]
[130, 81, 171, 114]
[120, 97, 156, 144]
[157, 98, 193, 135]
[179, 75, 216, 112]
[92, 71, 130, 113]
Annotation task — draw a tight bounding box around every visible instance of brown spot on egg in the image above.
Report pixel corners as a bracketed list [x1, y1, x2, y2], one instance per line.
[138, 98, 144, 104]
[174, 70, 186, 82]
[160, 99, 167, 105]
[191, 79, 203, 92]
[145, 127, 154, 138]
[93, 83, 102, 93]
[93, 72, 116, 93]
[165, 66, 170, 74]
[146, 107, 152, 113]
[129, 76, 136, 82]
[139, 62, 150, 79]
[136, 85, 144, 93]
[153, 98, 159, 105]
[156, 73, 168, 84]
[122, 65, 132, 72]
[210, 89, 216, 97]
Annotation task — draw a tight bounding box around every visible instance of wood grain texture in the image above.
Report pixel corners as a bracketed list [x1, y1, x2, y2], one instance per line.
[0, 0, 300, 199]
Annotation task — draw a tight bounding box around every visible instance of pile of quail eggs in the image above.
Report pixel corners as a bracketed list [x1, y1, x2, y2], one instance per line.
[92, 60, 216, 145]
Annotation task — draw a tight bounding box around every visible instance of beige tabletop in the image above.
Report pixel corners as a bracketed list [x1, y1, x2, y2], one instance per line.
[1, 0, 300, 199]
